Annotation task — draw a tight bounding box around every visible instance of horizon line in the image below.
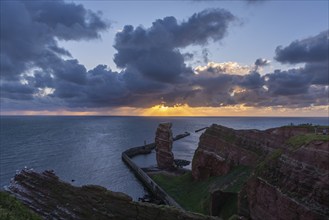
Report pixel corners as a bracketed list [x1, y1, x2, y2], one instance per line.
[1, 114, 328, 118]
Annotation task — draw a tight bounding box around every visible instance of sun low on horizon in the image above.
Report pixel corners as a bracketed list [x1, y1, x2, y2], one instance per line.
[0, 0, 328, 117]
[2, 104, 328, 117]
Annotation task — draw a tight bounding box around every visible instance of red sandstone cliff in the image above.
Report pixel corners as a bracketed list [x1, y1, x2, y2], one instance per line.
[192, 124, 280, 180]
[246, 139, 329, 220]
[192, 124, 329, 219]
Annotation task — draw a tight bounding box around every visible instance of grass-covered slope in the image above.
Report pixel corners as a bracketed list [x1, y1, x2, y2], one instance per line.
[151, 166, 251, 216]
[0, 191, 41, 220]
[286, 133, 329, 149]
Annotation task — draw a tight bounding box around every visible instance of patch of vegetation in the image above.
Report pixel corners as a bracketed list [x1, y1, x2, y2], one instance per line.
[220, 195, 238, 220]
[206, 127, 236, 144]
[222, 133, 236, 144]
[0, 191, 41, 220]
[283, 124, 329, 132]
[287, 133, 329, 150]
[151, 166, 251, 217]
[152, 172, 210, 214]
[227, 214, 239, 220]
[255, 149, 283, 175]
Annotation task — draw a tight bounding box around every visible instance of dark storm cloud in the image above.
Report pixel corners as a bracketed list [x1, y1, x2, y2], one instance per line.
[254, 58, 270, 67]
[48, 65, 127, 107]
[0, 0, 109, 80]
[305, 62, 329, 85]
[202, 49, 210, 64]
[265, 69, 312, 96]
[238, 71, 263, 89]
[113, 8, 235, 83]
[0, 81, 35, 100]
[23, 0, 107, 41]
[192, 0, 266, 4]
[273, 30, 328, 95]
[275, 31, 329, 64]
[175, 71, 264, 108]
[52, 59, 87, 85]
[245, 0, 266, 4]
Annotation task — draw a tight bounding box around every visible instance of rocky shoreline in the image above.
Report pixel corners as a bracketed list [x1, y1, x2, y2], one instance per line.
[6, 169, 218, 220]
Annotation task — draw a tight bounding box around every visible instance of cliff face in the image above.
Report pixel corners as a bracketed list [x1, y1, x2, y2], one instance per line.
[192, 124, 329, 219]
[8, 169, 218, 220]
[192, 124, 276, 180]
[247, 140, 329, 220]
[155, 122, 175, 169]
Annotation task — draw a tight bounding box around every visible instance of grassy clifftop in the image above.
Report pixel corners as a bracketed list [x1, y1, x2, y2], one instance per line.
[286, 133, 329, 149]
[0, 191, 41, 220]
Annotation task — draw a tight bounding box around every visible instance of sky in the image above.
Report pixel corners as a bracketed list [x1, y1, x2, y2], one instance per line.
[0, 0, 328, 116]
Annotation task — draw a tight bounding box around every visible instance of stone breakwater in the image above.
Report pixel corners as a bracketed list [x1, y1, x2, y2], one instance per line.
[122, 145, 183, 209]
[121, 126, 190, 209]
[7, 169, 218, 220]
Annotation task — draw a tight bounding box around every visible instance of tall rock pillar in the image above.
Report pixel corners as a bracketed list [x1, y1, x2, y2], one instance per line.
[155, 122, 174, 169]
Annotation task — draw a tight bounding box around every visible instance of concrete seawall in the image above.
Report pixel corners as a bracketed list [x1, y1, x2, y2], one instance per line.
[121, 132, 190, 209]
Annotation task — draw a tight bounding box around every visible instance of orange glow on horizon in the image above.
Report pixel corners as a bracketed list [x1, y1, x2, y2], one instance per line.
[1, 104, 328, 117]
[141, 104, 194, 116]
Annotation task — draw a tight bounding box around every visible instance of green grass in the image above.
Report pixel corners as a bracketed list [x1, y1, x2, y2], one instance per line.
[283, 124, 329, 133]
[219, 195, 238, 220]
[152, 172, 211, 214]
[255, 149, 283, 175]
[0, 191, 41, 220]
[287, 133, 329, 149]
[256, 133, 328, 175]
[151, 166, 251, 217]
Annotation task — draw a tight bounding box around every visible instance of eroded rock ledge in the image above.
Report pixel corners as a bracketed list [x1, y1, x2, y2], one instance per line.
[7, 169, 218, 220]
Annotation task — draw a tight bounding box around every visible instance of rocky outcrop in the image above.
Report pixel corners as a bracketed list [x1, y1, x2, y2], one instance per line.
[155, 122, 175, 169]
[191, 124, 329, 219]
[192, 124, 264, 180]
[8, 169, 218, 220]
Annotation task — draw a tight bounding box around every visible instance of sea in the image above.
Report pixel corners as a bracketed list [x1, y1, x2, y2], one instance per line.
[0, 116, 328, 200]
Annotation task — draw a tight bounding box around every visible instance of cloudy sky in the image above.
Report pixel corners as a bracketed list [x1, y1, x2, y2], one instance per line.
[0, 0, 328, 116]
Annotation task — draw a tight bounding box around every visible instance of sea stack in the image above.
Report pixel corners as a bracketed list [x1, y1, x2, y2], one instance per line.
[155, 122, 174, 169]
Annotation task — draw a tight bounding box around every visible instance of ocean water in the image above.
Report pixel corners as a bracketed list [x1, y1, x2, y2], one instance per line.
[0, 116, 328, 199]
